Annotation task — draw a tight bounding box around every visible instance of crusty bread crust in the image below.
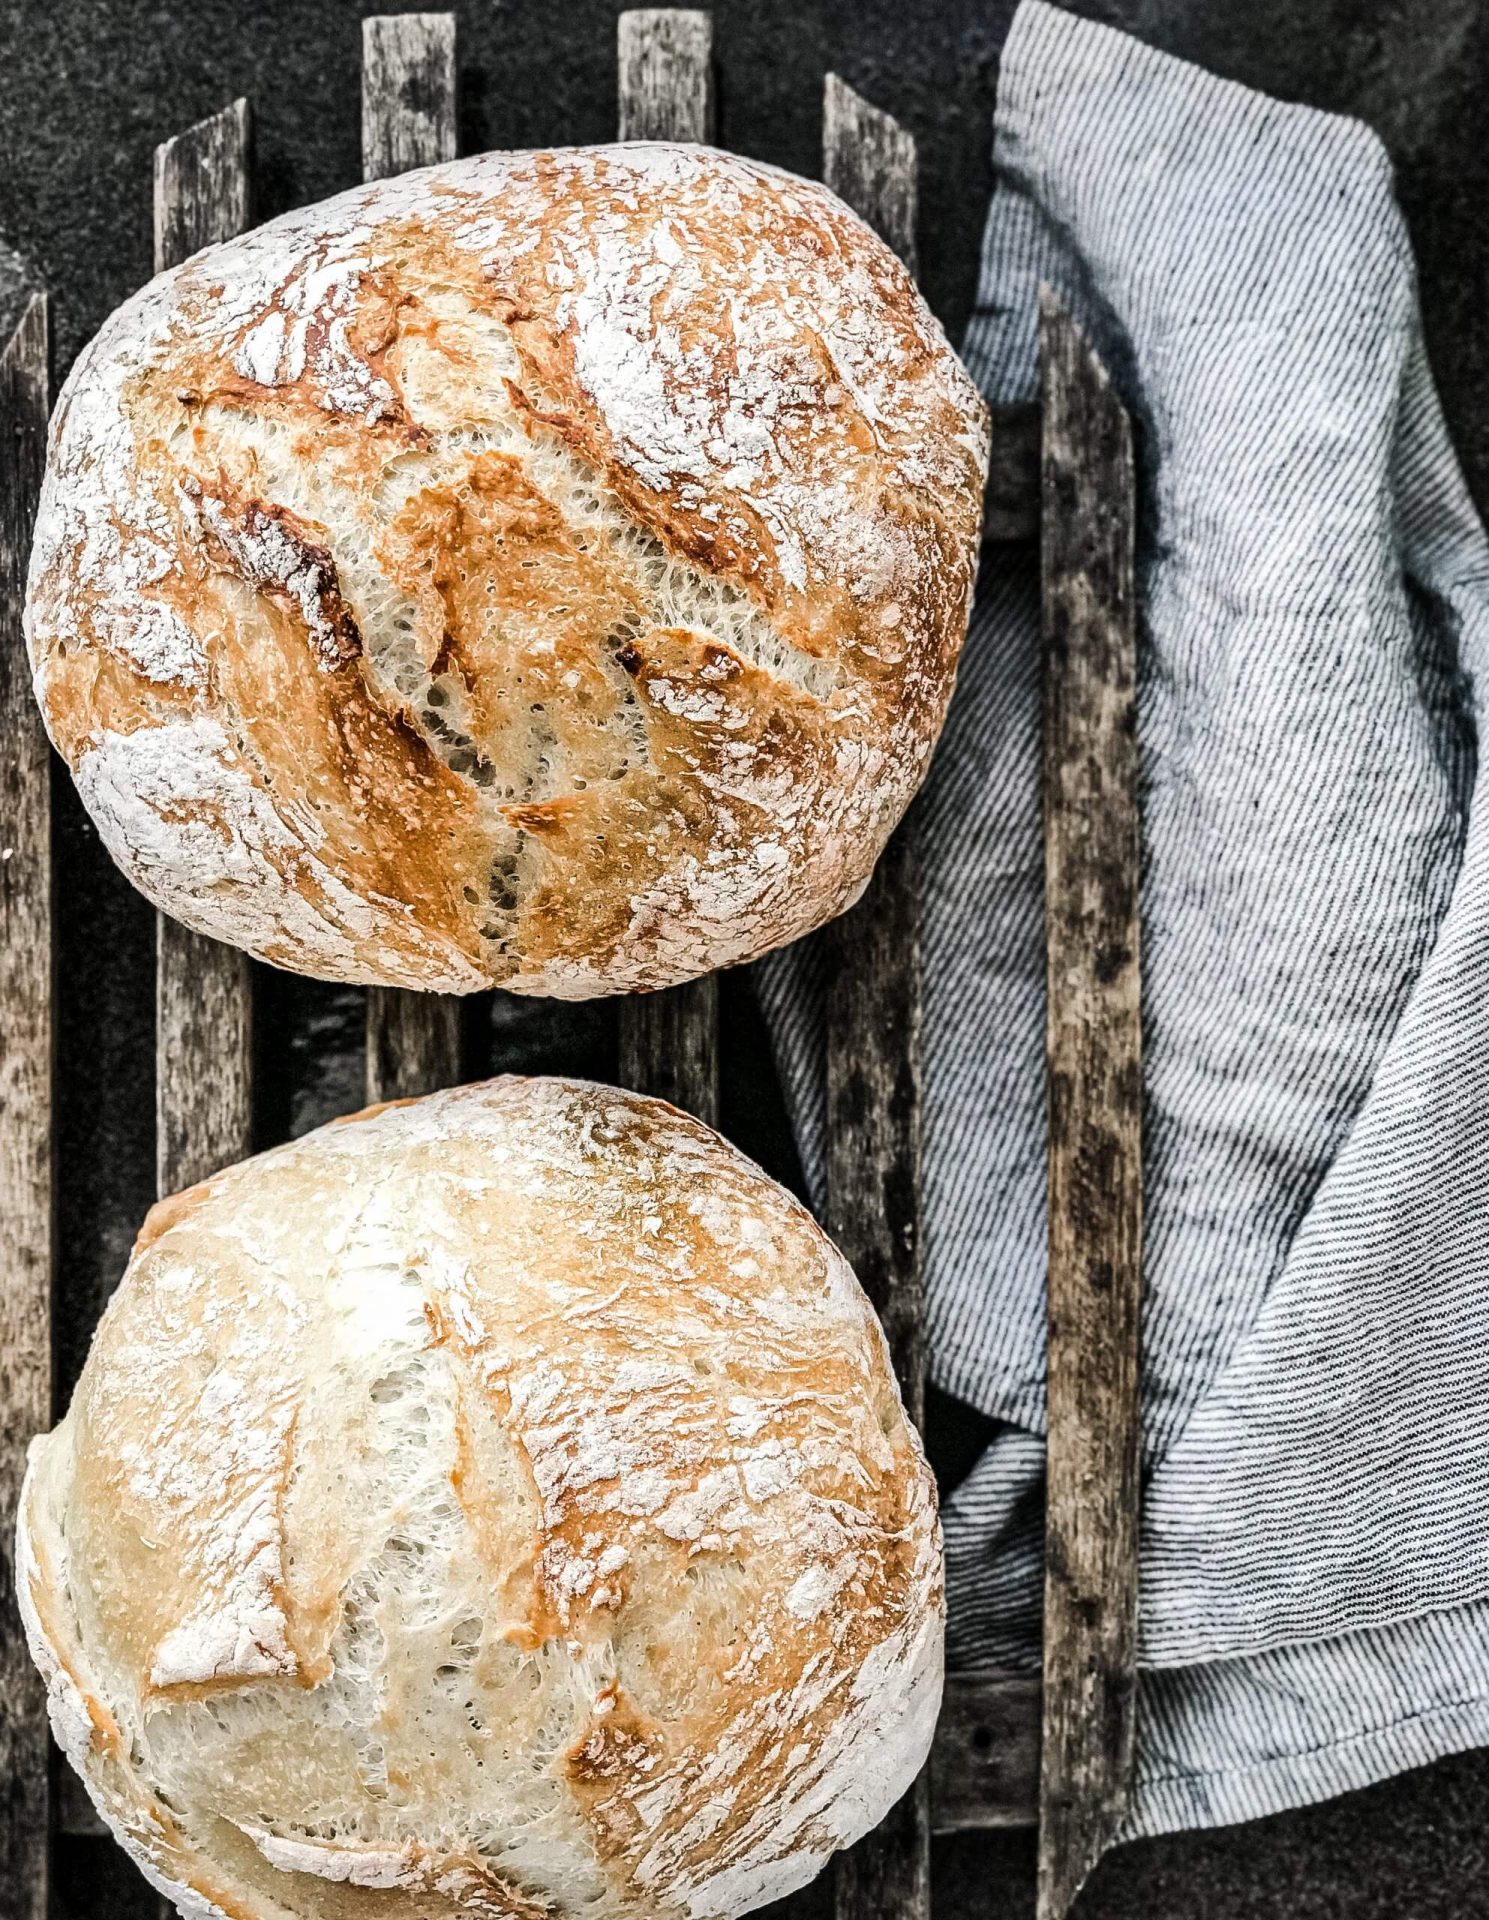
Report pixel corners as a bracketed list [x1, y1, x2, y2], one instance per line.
[26, 144, 989, 994]
[19, 1078, 943, 1920]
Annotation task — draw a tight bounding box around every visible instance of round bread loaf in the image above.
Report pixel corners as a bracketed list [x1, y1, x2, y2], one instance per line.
[19, 1077, 943, 1920]
[25, 144, 989, 995]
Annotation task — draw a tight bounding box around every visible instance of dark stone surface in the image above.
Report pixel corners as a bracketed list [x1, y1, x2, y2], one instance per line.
[6, 0, 1489, 1912]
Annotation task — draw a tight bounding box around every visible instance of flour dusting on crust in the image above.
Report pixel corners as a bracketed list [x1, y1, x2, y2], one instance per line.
[17, 1078, 944, 1920]
[26, 145, 988, 995]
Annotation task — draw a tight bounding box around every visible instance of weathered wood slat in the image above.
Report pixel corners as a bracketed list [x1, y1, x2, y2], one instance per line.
[0, 290, 52, 1920]
[366, 990, 462, 1107]
[154, 103, 254, 1200]
[360, 13, 456, 169]
[1037, 290, 1142, 1920]
[156, 923, 255, 1195]
[362, 13, 458, 182]
[361, 14, 465, 1106]
[823, 73, 917, 274]
[153, 97, 250, 275]
[614, 9, 720, 1126]
[618, 980, 720, 1130]
[820, 73, 930, 1920]
[822, 824, 924, 1421]
[617, 9, 713, 143]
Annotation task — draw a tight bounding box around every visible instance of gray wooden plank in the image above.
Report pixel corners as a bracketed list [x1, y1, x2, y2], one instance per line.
[821, 73, 929, 1920]
[361, 14, 465, 1105]
[617, 9, 712, 143]
[153, 97, 250, 274]
[823, 825, 923, 1423]
[154, 103, 254, 1201]
[361, 13, 458, 182]
[1037, 289, 1142, 1920]
[366, 990, 462, 1107]
[614, 9, 719, 1125]
[617, 975, 720, 1130]
[823, 72, 917, 270]
[930, 1672, 1041, 1835]
[156, 921, 255, 1196]
[0, 289, 51, 1920]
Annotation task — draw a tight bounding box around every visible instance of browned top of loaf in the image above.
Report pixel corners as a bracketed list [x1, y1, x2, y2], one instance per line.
[19, 1079, 942, 1920]
[27, 144, 989, 994]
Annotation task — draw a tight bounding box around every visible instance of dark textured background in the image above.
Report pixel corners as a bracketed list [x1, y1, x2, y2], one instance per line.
[5, 0, 1489, 1913]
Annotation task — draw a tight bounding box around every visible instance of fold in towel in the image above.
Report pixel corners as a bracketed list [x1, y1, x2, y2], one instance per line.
[758, 0, 1489, 1834]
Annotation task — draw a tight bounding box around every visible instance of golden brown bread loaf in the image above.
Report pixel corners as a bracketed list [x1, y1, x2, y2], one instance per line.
[19, 1078, 943, 1920]
[25, 144, 989, 995]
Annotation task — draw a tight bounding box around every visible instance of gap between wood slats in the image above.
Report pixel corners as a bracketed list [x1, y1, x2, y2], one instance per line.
[820, 71, 930, 1920]
[361, 13, 465, 1105]
[1037, 289, 1142, 1920]
[613, 9, 720, 1128]
[0, 290, 52, 1920]
[153, 102, 255, 1200]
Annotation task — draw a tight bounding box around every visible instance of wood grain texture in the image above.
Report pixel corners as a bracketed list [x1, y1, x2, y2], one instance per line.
[152, 97, 249, 276]
[155, 922, 255, 1195]
[361, 13, 457, 182]
[821, 74, 929, 1920]
[617, 975, 720, 1129]
[617, 10, 712, 142]
[1037, 290, 1142, 1920]
[822, 71, 917, 269]
[822, 826, 924, 1423]
[931, 1671, 1041, 1835]
[154, 104, 254, 1200]
[614, 9, 720, 1127]
[0, 290, 51, 1920]
[361, 14, 466, 1105]
[366, 990, 463, 1106]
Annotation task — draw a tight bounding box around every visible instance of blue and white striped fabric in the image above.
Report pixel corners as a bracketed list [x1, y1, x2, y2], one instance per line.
[759, 0, 1489, 1834]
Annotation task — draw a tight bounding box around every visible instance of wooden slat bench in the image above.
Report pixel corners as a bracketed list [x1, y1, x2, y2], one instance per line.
[0, 14, 1141, 1920]
[0, 283, 51, 1920]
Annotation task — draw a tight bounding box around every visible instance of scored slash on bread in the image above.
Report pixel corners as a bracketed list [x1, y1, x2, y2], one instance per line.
[26, 145, 988, 996]
[18, 1078, 943, 1920]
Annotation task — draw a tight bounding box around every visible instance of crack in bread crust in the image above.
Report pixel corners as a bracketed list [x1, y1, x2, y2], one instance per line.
[18, 1078, 945, 1920]
[27, 144, 989, 995]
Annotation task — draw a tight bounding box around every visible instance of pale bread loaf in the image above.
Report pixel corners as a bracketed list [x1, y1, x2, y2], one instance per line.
[26, 144, 989, 995]
[19, 1078, 943, 1920]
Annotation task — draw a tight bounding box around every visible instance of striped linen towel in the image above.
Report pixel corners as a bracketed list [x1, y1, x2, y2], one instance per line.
[759, 0, 1489, 1834]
